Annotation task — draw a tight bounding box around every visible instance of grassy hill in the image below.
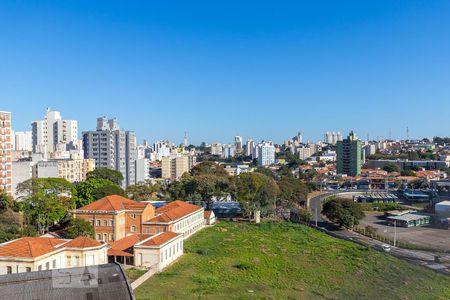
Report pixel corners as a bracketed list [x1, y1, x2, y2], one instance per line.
[134, 221, 450, 300]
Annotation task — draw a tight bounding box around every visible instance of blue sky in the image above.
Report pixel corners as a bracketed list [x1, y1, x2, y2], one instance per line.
[1, 1, 450, 144]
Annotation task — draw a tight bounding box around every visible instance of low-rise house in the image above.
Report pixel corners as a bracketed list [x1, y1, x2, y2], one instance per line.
[204, 210, 216, 225]
[0, 236, 107, 275]
[143, 200, 205, 239]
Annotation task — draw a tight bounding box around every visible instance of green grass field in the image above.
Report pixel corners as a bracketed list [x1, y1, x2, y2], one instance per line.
[134, 221, 450, 300]
[125, 267, 146, 283]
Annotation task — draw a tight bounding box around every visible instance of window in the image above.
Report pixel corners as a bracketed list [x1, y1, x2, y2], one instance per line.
[96, 220, 101, 226]
[6, 266, 12, 274]
[131, 226, 136, 232]
[130, 213, 135, 219]
[109, 220, 114, 226]
[38, 265, 42, 271]
[26, 267, 31, 272]
[103, 220, 108, 226]
[155, 228, 159, 234]
[75, 256, 80, 266]
[52, 260, 56, 269]
[160, 254, 163, 263]
[67, 256, 72, 266]
[109, 233, 114, 241]
[90, 219, 95, 226]
[45, 262, 50, 270]
[103, 233, 108, 241]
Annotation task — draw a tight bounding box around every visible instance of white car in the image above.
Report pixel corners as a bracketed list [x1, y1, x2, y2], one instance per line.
[381, 244, 391, 252]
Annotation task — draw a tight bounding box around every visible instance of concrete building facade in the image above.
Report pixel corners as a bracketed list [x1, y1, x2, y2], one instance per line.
[337, 131, 362, 176]
[82, 117, 137, 187]
[0, 111, 12, 195]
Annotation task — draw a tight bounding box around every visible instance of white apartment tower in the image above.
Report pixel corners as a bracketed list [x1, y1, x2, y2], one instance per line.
[32, 109, 78, 154]
[257, 141, 275, 166]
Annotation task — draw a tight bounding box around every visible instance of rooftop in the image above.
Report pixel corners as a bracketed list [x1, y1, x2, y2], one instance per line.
[147, 200, 202, 223]
[75, 195, 150, 212]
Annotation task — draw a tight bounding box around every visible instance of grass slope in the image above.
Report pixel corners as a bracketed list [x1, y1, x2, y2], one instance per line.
[135, 222, 450, 300]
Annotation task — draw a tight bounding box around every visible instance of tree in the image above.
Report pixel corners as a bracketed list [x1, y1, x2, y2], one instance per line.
[127, 181, 162, 201]
[0, 189, 13, 211]
[401, 169, 416, 177]
[234, 172, 279, 218]
[91, 183, 126, 200]
[277, 177, 309, 210]
[64, 218, 94, 239]
[383, 163, 400, 173]
[322, 197, 365, 229]
[16, 178, 76, 234]
[75, 178, 125, 207]
[87, 168, 124, 186]
[190, 161, 229, 177]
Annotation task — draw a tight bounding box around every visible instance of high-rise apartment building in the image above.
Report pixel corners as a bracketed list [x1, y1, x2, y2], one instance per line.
[245, 139, 255, 157]
[14, 131, 32, 151]
[0, 111, 12, 194]
[324, 131, 343, 145]
[234, 136, 243, 153]
[257, 141, 275, 166]
[82, 117, 136, 187]
[336, 131, 362, 176]
[32, 109, 78, 154]
[161, 156, 189, 180]
[222, 145, 235, 159]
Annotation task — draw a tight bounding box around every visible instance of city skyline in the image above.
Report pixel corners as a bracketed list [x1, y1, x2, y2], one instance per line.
[2, 1, 450, 143]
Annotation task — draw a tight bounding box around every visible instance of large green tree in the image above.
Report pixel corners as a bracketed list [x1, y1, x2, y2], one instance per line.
[127, 181, 162, 201]
[74, 178, 125, 207]
[322, 197, 365, 229]
[64, 218, 94, 239]
[190, 161, 229, 177]
[17, 178, 76, 234]
[233, 172, 279, 218]
[87, 168, 124, 186]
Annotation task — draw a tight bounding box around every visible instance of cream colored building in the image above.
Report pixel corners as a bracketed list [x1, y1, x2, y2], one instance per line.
[161, 156, 189, 180]
[33, 158, 95, 183]
[0, 236, 107, 275]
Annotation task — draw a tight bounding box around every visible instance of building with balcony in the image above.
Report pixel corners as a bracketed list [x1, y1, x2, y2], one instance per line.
[0, 111, 12, 195]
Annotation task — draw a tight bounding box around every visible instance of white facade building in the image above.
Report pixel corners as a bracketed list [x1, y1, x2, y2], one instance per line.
[14, 131, 32, 152]
[257, 141, 275, 166]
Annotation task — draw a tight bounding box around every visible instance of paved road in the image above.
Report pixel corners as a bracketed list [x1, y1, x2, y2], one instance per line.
[308, 192, 450, 275]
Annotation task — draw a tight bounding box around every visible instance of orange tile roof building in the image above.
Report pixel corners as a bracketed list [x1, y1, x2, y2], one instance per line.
[143, 200, 205, 239]
[0, 236, 107, 275]
[0, 111, 12, 195]
[72, 195, 155, 243]
[107, 232, 184, 271]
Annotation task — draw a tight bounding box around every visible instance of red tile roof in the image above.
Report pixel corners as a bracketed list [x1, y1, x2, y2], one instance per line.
[108, 234, 152, 251]
[148, 200, 202, 223]
[107, 249, 133, 257]
[138, 232, 180, 247]
[204, 211, 212, 219]
[0, 237, 67, 258]
[76, 195, 149, 212]
[63, 236, 102, 248]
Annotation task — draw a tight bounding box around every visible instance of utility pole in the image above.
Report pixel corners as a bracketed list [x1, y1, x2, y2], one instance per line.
[315, 207, 318, 227]
[393, 220, 397, 247]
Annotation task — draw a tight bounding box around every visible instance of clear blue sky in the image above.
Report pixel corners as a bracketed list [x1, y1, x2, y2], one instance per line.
[1, 1, 450, 145]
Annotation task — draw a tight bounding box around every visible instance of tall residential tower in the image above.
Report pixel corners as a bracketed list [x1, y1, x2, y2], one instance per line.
[336, 131, 362, 176]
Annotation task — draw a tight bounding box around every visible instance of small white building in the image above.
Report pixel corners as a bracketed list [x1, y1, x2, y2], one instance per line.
[108, 232, 183, 271]
[204, 211, 216, 225]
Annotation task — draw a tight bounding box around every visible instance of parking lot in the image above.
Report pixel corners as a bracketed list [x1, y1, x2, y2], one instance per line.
[359, 212, 450, 252]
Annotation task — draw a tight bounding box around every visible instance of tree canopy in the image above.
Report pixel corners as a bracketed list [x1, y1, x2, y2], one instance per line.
[87, 168, 124, 186]
[322, 197, 365, 229]
[64, 218, 94, 239]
